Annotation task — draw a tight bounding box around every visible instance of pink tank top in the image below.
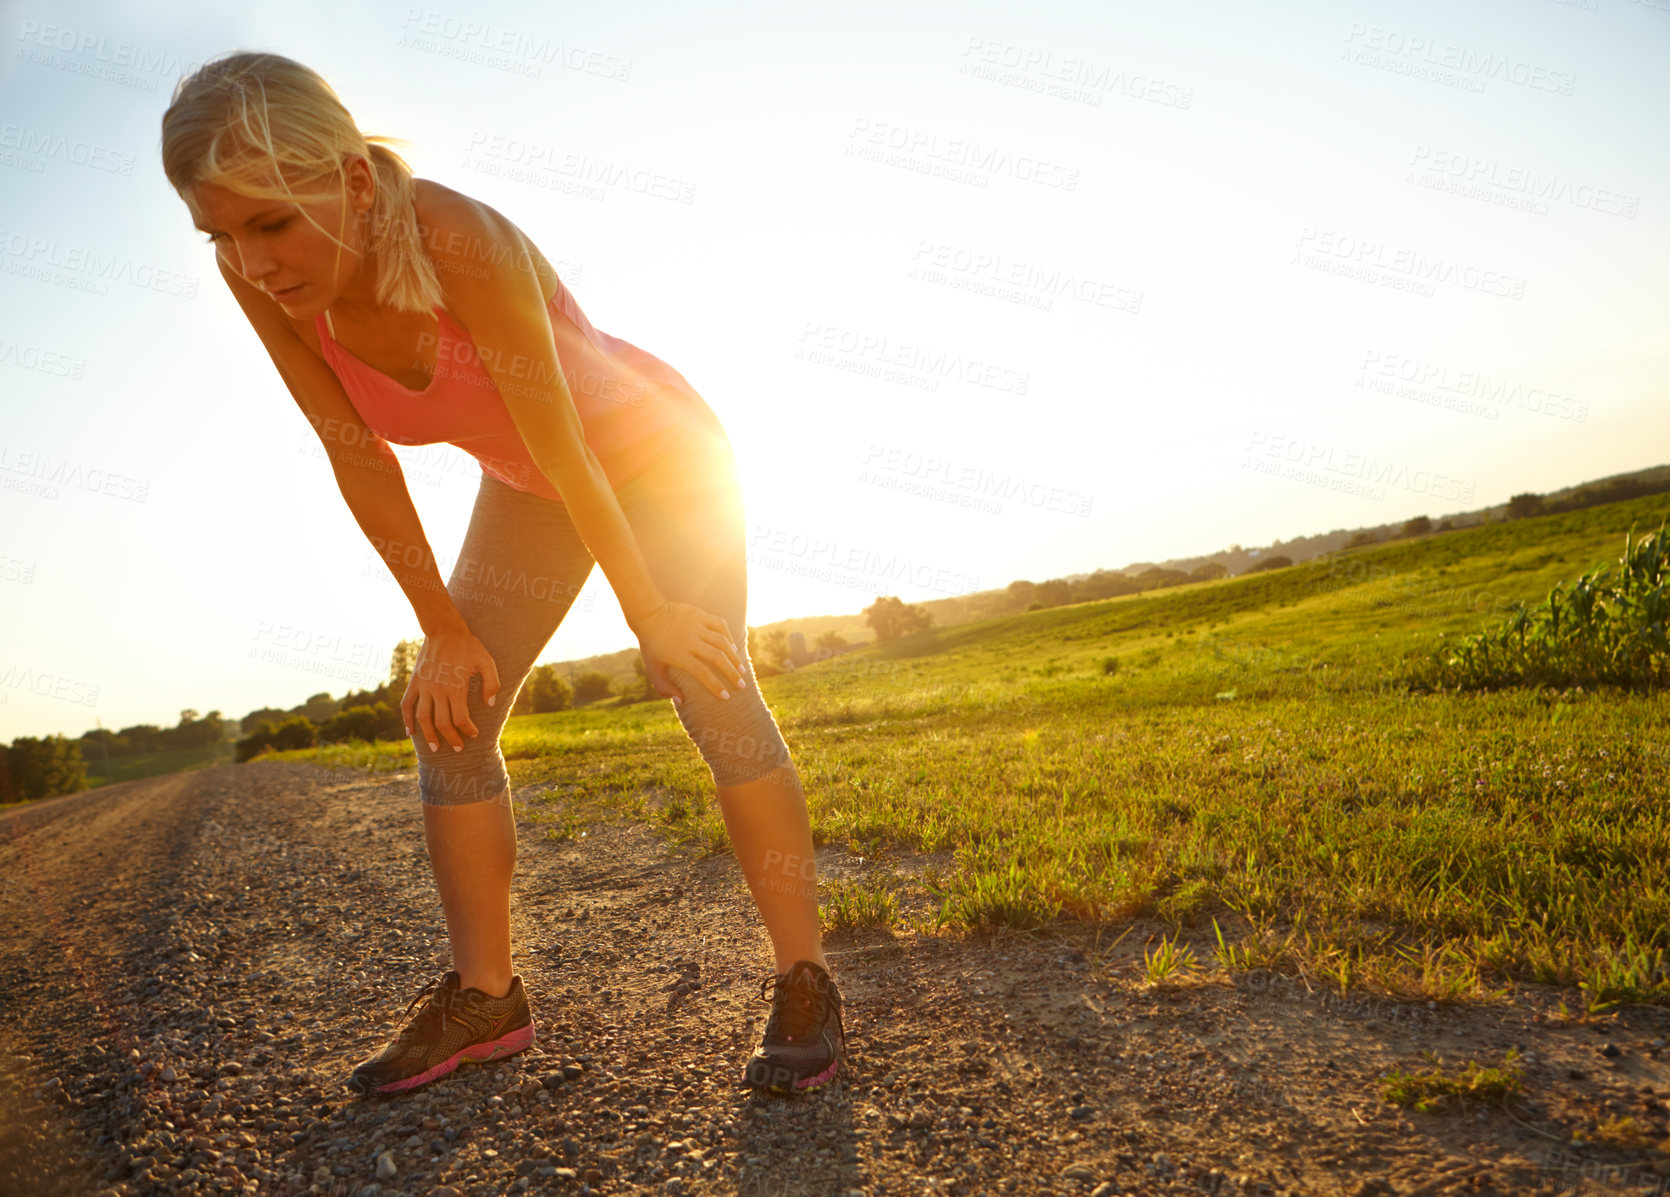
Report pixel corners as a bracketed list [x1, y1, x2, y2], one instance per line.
[312, 274, 724, 502]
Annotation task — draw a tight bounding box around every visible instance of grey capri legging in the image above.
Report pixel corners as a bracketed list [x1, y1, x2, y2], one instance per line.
[413, 425, 794, 806]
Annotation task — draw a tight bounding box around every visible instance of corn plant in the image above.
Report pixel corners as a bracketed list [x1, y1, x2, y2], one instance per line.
[1409, 517, 1670, 692]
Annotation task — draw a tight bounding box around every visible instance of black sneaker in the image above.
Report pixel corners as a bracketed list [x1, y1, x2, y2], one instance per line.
[743, 960, 845, 1094]
[347, 970, 535, 1097]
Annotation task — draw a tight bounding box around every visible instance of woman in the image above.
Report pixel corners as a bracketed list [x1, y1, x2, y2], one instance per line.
[160, 52, 843, 1098]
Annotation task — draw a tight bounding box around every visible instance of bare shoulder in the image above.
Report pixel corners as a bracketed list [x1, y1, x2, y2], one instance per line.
[413, 177, 558, 306]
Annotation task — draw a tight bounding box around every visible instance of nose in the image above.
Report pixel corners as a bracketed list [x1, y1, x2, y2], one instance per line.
[220, 238, 279, 286]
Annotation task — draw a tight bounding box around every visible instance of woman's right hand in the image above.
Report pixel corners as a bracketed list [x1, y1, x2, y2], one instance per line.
[631, 598, 743, 704]
[402, 626, 502, 753]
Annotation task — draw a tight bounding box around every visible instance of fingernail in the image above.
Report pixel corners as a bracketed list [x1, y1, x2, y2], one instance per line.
[720, 689, 731, 700]
[429, 741, 438, 751]
[453, 744, 462, 752]
[487, 695, 495, 706]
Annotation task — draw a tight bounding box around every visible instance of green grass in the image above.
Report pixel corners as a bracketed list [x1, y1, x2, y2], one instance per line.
[1143, 933, 1201, 984]
[78, 742, 237, 788]
[1380, 1049, 1527, 1113]
[819, 876, 901, 930]
[258, 491, 1670, 1010]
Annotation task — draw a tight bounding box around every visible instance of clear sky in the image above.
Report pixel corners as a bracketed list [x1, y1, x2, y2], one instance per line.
[2, 0, 1667, 739]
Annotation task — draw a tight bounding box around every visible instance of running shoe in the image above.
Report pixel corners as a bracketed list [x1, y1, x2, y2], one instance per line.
[346, 970, 535, 1096]
[743, 959, 845, 1094]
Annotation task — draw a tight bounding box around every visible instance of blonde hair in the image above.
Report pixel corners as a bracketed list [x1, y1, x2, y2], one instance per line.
[160, 51, 444, 314]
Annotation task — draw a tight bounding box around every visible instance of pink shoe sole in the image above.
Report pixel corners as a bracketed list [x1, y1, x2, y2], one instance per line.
[744, 1033, 844, 1094]
[794, 1053, 842, 1091]
[369, 1021, 536, 1095]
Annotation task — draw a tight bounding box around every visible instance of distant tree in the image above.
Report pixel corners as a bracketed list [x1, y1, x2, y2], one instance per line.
[204, 711, 226, 748]
[271, 716, 316, 751]
[536, 665, 574, 713]
[1135, 567, 1190, 590]
[240, 707, 287, 735]
[1348, 531, 1380, 548]
[1508, 492, 1544, 520]
[115, 724, 163, 755]
[235, 724, 273, 761]
[814, 630, 848, 653]
[910, 603, 935, 636]
[295, 692, 337, 724]
[317, 703, 404, 745]
[1437, 519, 1454, 532]
[79, 726, 122, 754]
[389, 639, 421, 697]
[511, 664, 573, 717]
[628, 653, 662, 701]
[754, 628, 791, 672]
[1076, 569, 1141, 600]
[1006, 580, 1039, 612]
[1247, 555, 1293, 573]
[570, 670, 614, 706]
[236, 715, 318, 762]
[745, 627, 778, 678]
[863, 595, 933, 642]
[1035, 578, 1074, 607]
[235, 723, 274, 762]
[0, 735, 88, 801]
[1189, 561, 1229, 582]
[337, 683, 392, 711]
[1403, 515, 1433, 537]
[166, 710, 225, 750]
[1543, 476, 1670, 515]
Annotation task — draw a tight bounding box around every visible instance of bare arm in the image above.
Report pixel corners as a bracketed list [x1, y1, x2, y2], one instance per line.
[428, 195, 743, 695]
[431, 206, 666, 627]
[211, 254, 467, 636]
[336, 465, 467, 636]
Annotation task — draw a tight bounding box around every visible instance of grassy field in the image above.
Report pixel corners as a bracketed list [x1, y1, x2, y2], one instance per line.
[0, 743, 235, 811]
[80, 742, 237, 787]
[264, 492, 1670, 1014]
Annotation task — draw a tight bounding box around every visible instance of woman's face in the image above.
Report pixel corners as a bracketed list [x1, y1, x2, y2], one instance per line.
[188, 156, 374, 312]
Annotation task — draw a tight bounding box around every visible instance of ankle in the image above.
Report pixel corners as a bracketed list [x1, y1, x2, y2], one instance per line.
[774, 953, 830, 977]
[457, 971, 514, 999]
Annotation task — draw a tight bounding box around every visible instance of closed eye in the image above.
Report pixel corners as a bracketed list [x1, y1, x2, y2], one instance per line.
[203, 219, 291, 244]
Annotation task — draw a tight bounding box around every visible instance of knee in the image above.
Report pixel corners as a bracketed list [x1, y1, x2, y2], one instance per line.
[670, 671, 793, 787]
[410, 668, 513, 781]
[416, 740, 511, 807]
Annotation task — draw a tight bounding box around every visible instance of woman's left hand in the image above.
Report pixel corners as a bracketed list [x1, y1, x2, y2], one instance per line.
[632, 599, 745, 703]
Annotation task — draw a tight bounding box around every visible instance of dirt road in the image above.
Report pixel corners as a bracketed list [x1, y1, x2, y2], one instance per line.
[1, 760, 1665, 1196]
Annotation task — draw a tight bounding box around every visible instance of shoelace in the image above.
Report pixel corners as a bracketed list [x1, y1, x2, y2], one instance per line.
[756, 968, 828, 1045]
[394, 976, 475, 1043]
